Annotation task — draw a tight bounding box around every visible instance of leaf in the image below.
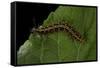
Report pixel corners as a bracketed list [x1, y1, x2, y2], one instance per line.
[17, 34, 42, 64]
[17, 6, 97, 65]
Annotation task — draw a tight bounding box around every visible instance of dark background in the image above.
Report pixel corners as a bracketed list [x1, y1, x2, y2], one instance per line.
[16, 2, 58, 50]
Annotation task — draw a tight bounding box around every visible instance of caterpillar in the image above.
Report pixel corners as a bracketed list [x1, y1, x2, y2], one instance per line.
[31, 22, 84, 43]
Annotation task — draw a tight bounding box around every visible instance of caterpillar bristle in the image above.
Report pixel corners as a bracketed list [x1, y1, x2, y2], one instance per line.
[31, 22, 84, 43]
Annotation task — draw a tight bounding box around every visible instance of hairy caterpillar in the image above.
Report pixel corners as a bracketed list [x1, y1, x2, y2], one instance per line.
[31, 22, 84, 43]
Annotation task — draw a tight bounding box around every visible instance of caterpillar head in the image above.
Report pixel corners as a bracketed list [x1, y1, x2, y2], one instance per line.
[31, 28, 36, 33]
[38, 26, 43, 29]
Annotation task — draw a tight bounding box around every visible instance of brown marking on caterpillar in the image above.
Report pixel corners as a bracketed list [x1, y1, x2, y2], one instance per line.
[31, 23, 84, 43]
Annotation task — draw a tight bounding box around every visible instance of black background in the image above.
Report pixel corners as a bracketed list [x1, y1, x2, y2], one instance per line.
[16, 2, 58, 50]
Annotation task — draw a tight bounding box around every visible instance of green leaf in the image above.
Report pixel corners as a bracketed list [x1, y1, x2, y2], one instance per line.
[17, 6, 97, 65]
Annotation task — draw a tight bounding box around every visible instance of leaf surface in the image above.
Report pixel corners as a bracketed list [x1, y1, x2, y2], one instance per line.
[17, 6, 97, 64]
